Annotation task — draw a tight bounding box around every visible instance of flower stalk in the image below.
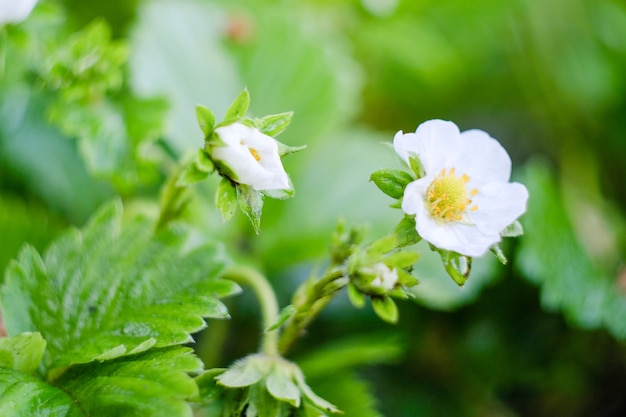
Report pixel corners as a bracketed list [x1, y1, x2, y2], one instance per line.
[222, 265, 280, 356]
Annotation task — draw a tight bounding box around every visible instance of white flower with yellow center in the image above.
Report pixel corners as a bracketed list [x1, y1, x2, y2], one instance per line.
[395, 119, 528, 257]
[212, 123, 290, 191]
[0, 0, 38, 25]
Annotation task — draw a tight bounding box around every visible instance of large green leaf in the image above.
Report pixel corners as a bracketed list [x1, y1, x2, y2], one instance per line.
[0, 368, 82, 417]
[0, 347, 202, 417]
[0, 199, 239, 377]
[56, 347, 202, 417]
[517, 161, 626, 339]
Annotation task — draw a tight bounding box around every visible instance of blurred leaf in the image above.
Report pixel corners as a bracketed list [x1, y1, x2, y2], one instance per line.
[306, 372, 382, 417]
[266, 304, 297, 332]
[0, 87, 113, 222]
[129, 0, 242, 155]
[0, 199, 238, 377]
[517, 161, 626, 339]
[298, 333, 404, 379]
[177, 162, 210, 186]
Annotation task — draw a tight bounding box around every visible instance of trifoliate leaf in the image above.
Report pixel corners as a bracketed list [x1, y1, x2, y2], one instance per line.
[369, 169, 414, 200]
[54, 346, 202, 417]
[0, 368, 82, 417]
[222, 89, 250, 125]
[371, 296, 399, 324]
[257, 112, 293, 137]
[0, 199, 239, 378]
[237, 184, 264, 234]
[0, 332, 46, 375]
[216, 177, 238, 221]
[196, 104, 216, 137]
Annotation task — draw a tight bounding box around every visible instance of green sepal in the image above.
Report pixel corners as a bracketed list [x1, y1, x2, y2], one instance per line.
[347, 283, 366, 309]
[222, 89, 250, 125]
[249, 383, 283, 416]
[382, 251, 419, 268]
[408, 155, 426, 179]
[196, 149, 215, 173]
[196, 104, 215, 138]
[194, 368, 227, 402]
[0, 332, 46, 374]
[364, 235, 397, 259]
[370, 169, 414, 200]
[237, 184, 264, 234]
[177, 161, 210, 186]
[438, 249, 472, 286]
[216, 355, 269, 388]
[371, 296, 399, 324]
[500, 220, 524, 237]
[277, 141, 307, 157]
[257, 111, 293, 137]
[266, 305, 297, 332]
[490, 244, 508, 265]
[393, 216, 421, 247]
[266, 363, 300, 407]
[215, 177, 238, 221]
[396, 268, 419, 288]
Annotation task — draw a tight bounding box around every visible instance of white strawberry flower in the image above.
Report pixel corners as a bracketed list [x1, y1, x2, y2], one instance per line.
[395, 119, 528, 257]
[212, 122, 290, 191]
[0, 0, 38, 25]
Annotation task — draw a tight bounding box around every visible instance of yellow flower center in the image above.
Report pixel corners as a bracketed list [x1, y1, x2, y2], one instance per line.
[249, 148, 261, 161]
[426, 168, 478, 222]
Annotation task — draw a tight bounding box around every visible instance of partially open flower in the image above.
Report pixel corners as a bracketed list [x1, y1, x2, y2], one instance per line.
[211, 123, 290, 191]
[368, 263, 399, 291]
[395, 119, 528, 257]
[0, 0, 38, 25]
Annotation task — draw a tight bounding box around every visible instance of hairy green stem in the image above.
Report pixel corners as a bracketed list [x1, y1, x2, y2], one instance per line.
[223, 265, 280, 356]
[278, 268, 347, 355]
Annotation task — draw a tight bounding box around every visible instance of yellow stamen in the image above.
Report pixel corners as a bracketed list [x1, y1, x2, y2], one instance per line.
[426, 168, 478, 223]
[249, 148, 261, 161]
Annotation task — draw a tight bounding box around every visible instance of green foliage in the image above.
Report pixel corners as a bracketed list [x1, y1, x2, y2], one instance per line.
[0, 333, 46, 375]
[196, 105, 216, 138]
[371, 296, 399, 324]
[0, 199, 239, 377]
[221, 89, 251, 126]
[237, 184, 264, 234]
[517, 162, 626, 339]
[370, 169, 414, 200]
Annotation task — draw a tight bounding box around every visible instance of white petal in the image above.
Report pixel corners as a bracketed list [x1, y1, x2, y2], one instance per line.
[401, 179, 430, 215]
[393, 120, 461, 174]
[0, 0, 38, 24]
[413, 119, 462, 175]
[468, 182, 529, 235]
[454, 129, 511, 186]
[213, 123, 290, 190]
[416, 210, 500, 257]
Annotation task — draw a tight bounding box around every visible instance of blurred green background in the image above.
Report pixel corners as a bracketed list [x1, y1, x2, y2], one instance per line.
[1, 0, 626, 415]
